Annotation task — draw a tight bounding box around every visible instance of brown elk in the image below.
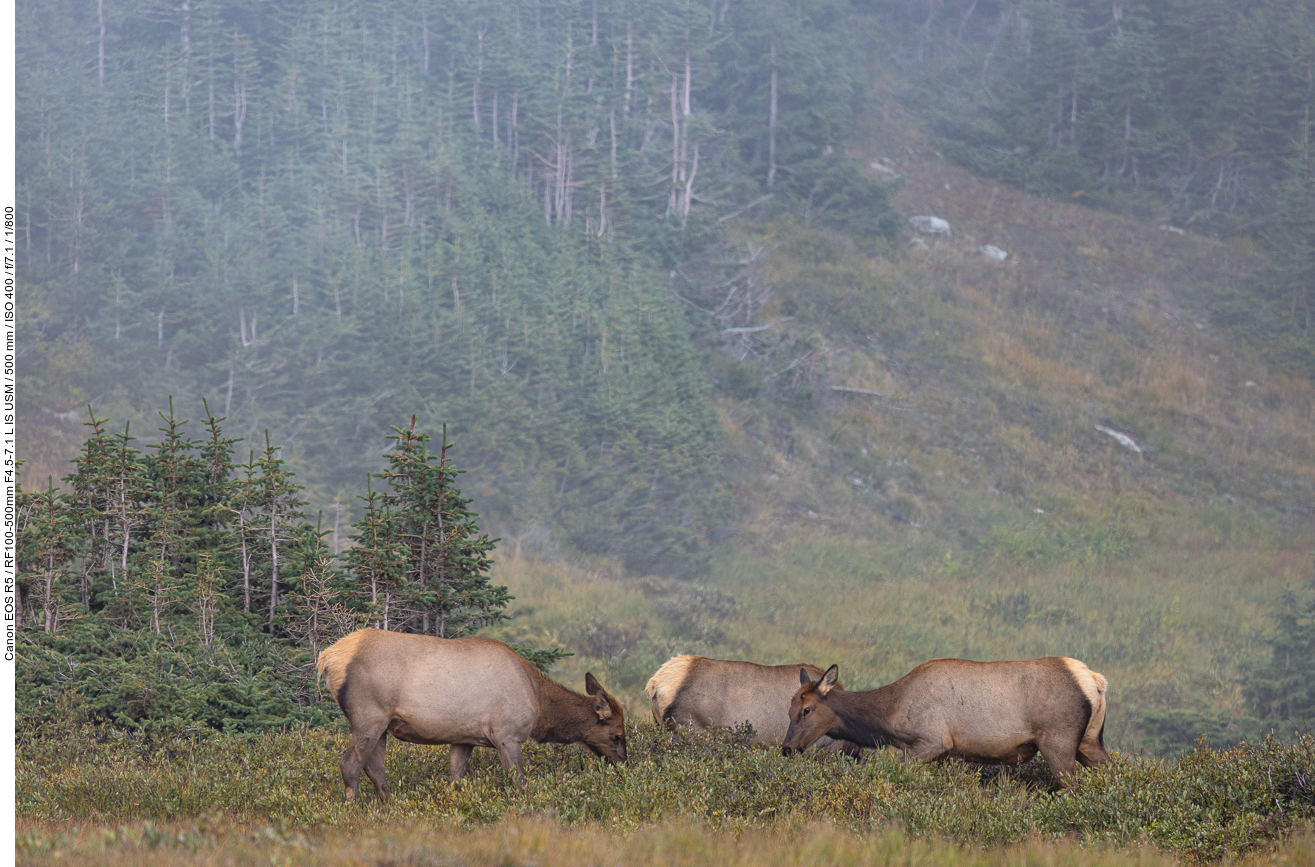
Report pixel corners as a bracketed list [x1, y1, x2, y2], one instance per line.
[782, 657, 1109, 780]
[316, 628, 626, 800]
[646, 654, 862, 756]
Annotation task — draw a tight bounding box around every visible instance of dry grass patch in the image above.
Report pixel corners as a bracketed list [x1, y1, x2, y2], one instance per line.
[16, 819, 1315, 867]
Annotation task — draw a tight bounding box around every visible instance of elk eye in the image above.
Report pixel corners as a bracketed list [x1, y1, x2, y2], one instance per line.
[803, 707, 812, 716]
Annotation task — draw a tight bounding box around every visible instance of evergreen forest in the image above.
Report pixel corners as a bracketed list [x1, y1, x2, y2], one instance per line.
[18, 0, 908, 580]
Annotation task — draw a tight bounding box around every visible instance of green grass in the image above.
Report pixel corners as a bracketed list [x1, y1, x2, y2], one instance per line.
[16, 723, 1315, 862]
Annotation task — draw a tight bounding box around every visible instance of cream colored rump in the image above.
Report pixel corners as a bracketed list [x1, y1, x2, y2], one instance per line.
[316, 628, 372, 699]
[1060, 657, 1107, 710]
[1060, 657, 1108, 741]
[645, 655, 703, 720]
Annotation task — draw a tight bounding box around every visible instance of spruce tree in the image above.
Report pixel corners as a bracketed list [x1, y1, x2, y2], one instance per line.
[344, 480, 410, 629]
[137, 400, 209, 634]
[253, 432, 309, 632]
[18, 478, 82, 634]
[1246, 578, 1315, 730]
[63, 408, 119, 608]
[361, 418, 507, 638]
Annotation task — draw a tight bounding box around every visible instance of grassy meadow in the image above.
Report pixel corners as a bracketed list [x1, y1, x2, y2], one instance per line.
[16, 721, 1315, 865]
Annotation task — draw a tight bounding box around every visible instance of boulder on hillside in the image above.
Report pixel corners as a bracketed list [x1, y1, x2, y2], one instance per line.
[909, 215, 951, 236]
[980, 244, 1008, 262]
[869, 160, 901, 178]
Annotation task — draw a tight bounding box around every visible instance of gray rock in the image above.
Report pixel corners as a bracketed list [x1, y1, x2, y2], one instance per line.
[909, 215, 952, 236]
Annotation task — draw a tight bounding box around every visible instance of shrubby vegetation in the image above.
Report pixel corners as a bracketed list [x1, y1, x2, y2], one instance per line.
[16, 722, 1315, 860]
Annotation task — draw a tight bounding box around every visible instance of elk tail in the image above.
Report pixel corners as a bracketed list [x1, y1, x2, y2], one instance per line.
[645, 655, 698, 726]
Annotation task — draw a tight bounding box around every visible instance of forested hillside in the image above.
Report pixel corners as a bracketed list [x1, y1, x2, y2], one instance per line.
[876, 0, 1315, 225]
[19, 0, 1315, 562]
[16, 0, 1315, 750]
[18, 0, 902, 576]
[876, 0, 1315, 374]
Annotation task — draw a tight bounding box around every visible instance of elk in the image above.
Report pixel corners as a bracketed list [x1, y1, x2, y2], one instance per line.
[316, 628, 626, 800]
[782, 657, 1109, 780]
[646, 654, 862, 756]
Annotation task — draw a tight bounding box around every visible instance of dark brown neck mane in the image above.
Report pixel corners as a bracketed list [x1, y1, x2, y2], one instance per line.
[528, 673, 600, 745]
[825, 686, 898, 749]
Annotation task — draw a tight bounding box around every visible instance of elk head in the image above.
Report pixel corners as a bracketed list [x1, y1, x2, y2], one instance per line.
[581, 672, 628, 765]
[782, 664, 840, 756]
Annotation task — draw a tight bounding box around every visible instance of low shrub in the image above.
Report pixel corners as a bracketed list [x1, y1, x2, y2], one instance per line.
[17, 722, 1314, 860]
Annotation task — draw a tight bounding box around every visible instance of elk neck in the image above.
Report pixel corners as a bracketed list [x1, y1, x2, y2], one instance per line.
[826, 685, 898, 749]
[529, 676, 599, 744]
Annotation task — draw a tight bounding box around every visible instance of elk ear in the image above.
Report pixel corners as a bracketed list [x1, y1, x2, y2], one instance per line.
[818, 665, 839, 696]
[593, 690, 614, 721]
[585, 672, 603, 696]
[800, 667, 819, 687]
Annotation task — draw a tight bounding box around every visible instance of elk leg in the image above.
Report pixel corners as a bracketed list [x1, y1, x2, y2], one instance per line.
[449, 744, 474, 781]
[908, 736, 951, 762]
[494, 739, 526, 786]
[817, 736, 864, 760]
[362, 731, 389, 801]
[341, 723, 387, 804]
[1077, 738, 1111, 767]
[1037, 734, 1080, 782]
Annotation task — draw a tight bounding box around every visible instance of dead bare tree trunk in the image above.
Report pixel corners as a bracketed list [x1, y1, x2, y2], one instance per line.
[624, 20, 634, 118]
[208, 44, 216, 140]
[768, 42, 778, 187]
[422, 8, 430, 73]
[683, 142, 699, 225]
[511, 89, 520, 168]
[180, 0, 192, 114]
[97, 0, 106, 86]
[610, 108, 618, 178]
[473, 26, 484, 129]
[669, 72, 680, 214]
[680, 49, 693, 220]
[233, 43, 247, 155]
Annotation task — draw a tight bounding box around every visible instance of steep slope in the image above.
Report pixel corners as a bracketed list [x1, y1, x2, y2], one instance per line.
[696, 97, 1312, 547]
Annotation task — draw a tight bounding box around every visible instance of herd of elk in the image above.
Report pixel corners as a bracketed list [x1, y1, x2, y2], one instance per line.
[318, 629, 1108, 801]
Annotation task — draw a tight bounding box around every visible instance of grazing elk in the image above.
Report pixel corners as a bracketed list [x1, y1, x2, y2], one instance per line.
[316, 628, 626, 800]
[782, 657, 1109, 781]
[646, 654, 862, 756]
